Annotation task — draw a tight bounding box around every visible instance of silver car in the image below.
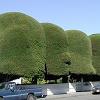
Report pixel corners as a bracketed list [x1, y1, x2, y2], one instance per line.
[92, 84, 100, 94]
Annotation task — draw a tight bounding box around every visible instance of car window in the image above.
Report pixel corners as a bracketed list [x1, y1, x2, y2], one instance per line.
[94, 85, 100, 88]
[0, 83, 5, 89]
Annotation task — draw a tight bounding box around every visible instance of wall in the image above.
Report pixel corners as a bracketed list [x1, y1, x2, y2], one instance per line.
[21, 81, 100, 95]
[12, 78, 100, 95]
[76, 81, 100, 92]
[19, 83, 76, 95]
[76, 82, 92, 91]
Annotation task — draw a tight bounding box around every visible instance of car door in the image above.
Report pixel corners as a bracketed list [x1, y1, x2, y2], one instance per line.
[4, 89, 19, 100]
[18, 87, 27, 100]
[5, 83, 20, 100]
[8, 85, 27, 100]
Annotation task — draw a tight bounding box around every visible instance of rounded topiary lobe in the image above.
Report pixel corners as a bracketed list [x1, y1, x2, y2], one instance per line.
[90, 34, 100, 75]
[0, 12, 46, 77]
[65, 30, 95, 74]
[42, 23, 70, 75]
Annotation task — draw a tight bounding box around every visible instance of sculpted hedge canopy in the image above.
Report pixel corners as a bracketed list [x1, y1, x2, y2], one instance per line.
[0, 12, 98, 79]
[65, 30, 95, 74]
[42, 23, 70, 75]
[90, 34, 100, 75]
[0, 12, 46, 77]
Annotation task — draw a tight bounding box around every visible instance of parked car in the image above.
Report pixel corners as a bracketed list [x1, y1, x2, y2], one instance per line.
[92, 84, 100, 94]
[0, 82, 43, 100]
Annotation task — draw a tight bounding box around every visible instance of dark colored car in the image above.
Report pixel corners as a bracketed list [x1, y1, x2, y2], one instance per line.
[0, 82, 43, 100]
[92, 84, 100, 94]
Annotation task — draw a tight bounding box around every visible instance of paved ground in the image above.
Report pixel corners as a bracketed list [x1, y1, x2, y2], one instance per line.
[38, 92, 100, 100]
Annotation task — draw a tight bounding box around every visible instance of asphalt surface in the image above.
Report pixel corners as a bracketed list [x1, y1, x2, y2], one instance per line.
[38, 92, 100, 100]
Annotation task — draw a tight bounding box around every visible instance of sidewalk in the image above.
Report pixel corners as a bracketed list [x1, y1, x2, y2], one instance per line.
[44, 92, 91, 99]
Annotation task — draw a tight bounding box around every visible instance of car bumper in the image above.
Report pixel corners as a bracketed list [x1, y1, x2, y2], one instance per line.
[92, 89, 100, 94]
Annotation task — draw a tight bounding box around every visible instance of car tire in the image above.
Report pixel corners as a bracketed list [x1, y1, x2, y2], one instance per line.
[0, 97, 4, 100]
[27, 94, 36, 100]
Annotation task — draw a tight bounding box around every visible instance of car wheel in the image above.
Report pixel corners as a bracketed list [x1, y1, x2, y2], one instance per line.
[0, 97, 4, 100]
[27, 94, 36, 100]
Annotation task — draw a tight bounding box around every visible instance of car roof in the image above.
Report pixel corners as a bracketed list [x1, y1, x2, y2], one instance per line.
[0, 82, 15, 85]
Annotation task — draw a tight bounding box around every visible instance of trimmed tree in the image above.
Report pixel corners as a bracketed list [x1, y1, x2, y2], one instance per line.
[42, 23, 70, 76]
[65, 30, 95, 74]
[90, 34, 100, 75]
[0, 12, 46, 77]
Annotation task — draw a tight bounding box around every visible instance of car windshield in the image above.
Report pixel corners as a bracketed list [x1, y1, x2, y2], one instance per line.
[0, 82, 16, 90]
[0, 83, 5, 89]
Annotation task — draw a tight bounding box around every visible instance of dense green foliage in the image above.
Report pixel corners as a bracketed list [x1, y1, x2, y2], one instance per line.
[0, 12, 46, 77]
[0, 12, 99, 80]
[42, 23, 70, 75]
[65, 30, 95, 74]
[90, 34, 100, 75]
